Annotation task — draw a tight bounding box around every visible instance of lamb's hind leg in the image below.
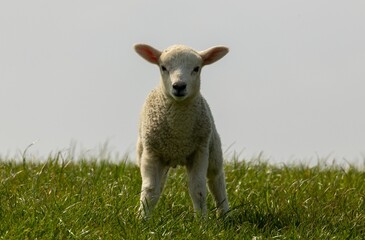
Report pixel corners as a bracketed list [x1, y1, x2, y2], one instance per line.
[186, 149, 209, 216]
[139, 151, 168, 218]
[207, 149, 229, 216]
[207, 169, 229, 216]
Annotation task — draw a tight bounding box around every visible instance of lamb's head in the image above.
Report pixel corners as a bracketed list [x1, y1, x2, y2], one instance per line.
[134, 44, 229, 102]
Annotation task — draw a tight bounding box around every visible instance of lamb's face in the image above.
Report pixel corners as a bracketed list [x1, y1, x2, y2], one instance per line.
[134, 43, 229, 102]
[158, 46, 202, 101]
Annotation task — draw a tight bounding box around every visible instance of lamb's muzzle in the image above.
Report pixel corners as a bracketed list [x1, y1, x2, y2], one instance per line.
[172, 82, 187, 97]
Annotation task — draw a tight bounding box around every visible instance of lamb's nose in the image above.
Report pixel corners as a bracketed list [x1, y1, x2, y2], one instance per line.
[172, 82, 187, 92]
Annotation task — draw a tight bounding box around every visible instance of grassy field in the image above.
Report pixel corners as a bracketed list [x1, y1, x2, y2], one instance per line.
[1, 155, 365, 239]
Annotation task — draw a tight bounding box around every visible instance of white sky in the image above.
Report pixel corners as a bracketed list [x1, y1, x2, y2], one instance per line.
[1, 1, 364, 164]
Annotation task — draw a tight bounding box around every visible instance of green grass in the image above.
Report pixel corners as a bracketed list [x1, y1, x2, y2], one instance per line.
[1, 155, 365, 239]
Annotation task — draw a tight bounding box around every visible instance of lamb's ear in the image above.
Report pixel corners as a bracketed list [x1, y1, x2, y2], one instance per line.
[199, 46, 229, 66]
[134, 44, 161, 64]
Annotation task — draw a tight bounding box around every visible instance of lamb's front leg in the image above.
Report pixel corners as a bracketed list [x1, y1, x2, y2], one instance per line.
[139, 151, 168, 219]
[186, 148, 209, 216]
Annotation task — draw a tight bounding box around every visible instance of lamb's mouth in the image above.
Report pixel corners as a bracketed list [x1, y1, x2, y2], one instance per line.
[172, 90, 186, 97]
[171, 91, 188, 101]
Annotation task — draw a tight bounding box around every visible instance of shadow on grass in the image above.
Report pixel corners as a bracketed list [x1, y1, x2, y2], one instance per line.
[222, 204, 300, 234]
[221, 203, 364, 238]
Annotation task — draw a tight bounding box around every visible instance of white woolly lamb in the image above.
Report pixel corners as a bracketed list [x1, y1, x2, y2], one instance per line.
[134, 43, 229, 218]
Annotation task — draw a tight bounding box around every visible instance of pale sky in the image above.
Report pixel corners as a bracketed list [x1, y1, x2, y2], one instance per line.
[1, 1, 364, 164]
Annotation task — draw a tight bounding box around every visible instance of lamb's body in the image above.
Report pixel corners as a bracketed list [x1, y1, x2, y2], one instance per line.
[137, 88, 213, 167]
[134, 44, 229, 218]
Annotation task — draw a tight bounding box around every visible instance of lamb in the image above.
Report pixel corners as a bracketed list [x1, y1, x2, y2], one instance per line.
[134, 43, 229, 218]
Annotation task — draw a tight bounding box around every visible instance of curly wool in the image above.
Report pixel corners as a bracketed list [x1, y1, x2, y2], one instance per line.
[137, 86, 215, 167]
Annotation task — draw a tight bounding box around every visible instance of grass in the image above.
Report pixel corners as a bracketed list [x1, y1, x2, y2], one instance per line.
[1, 154, 365, 239]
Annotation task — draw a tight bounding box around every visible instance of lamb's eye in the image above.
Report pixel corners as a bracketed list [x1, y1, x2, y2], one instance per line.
[193, 66, 200, 73]
[161, 66, 167, 72]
